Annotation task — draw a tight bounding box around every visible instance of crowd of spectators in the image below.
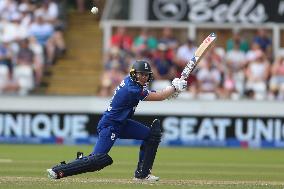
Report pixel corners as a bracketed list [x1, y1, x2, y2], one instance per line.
[98, 27, 284, 101]
[0, 0, 66, 95]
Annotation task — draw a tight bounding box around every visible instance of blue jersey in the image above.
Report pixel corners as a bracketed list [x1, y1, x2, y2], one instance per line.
[101, 76, 150, 124]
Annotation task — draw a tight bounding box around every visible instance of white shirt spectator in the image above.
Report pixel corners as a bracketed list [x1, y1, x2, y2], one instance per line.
[226, 49, 246, 72]
[34, 1, 59, 22]
[176, 44, 197, 62]
[0, 0, 17, 20]
[246, 44, 263, 62]
[245, 52, 270, 100]
[197, 62, 221, 92]
[18, 3, 33, 28]
[2, 13, 29, 42]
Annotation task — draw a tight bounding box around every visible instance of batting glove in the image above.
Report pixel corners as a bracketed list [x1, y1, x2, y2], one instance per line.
[172, 78, 187, 92]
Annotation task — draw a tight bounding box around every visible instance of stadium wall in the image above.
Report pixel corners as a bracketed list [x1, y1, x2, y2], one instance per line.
[0, 96, 283, 148]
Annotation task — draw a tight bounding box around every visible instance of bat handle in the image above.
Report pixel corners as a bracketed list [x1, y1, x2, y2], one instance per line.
[180, 57, 198, 80]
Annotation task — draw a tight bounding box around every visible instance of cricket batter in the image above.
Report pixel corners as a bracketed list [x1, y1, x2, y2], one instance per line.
[47, 60, 187, 181]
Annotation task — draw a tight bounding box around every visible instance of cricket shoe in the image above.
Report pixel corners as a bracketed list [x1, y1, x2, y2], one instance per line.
[133, 174, 159, 182]
[47, 169, 57, 179]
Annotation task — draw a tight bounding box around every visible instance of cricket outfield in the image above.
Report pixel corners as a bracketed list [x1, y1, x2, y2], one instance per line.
[0, 144, 284, 189]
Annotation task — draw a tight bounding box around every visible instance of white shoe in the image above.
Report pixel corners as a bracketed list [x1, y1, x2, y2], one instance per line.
[133, 174, 159, 182]
[47, 169, 57, 179]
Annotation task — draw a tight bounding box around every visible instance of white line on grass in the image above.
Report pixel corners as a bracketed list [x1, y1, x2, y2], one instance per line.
[0, 159, 12, 163]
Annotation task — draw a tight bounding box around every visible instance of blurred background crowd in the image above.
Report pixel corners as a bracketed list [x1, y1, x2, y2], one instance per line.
[0, 0, 66, 95]
[99, 26, 284, 101]
[0, 0, 284, 101]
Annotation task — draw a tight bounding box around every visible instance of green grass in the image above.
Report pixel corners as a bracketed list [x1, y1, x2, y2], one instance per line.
[0, 144, 284, 189]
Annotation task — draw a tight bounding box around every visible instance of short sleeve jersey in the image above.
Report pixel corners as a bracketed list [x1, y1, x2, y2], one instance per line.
[102, 76, 150, 123]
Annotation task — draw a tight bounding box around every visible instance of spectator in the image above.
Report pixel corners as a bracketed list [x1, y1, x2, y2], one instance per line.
[225, 41, 246, 95]
[175, 38, 198, 89]
[226, 30, 249, 52]
[110, 27, 133, 52]
[278, 84, 284, 101]
[0, 0, 66, 95]
[176, 38, 197, 74]
[2, 11, 29, 43]
[253, 29, 272, 52]
[101, 63, 125, 94]
[101, 47, 127, 93]
[104, 47, 127, 73]
[3, 39, 35, 95]
[0, 0, 18, 21]
[29, 12, 55, 64]
[124, 52, 136, 73]
[97, 79, 113, 97]
[158, 27, 178, 68]
[151, 43, 176, 80]
[268, 55, 284, 100]
[36, 0, 66, 56]
[246, 42, 263, 62]
[16, 38, 40, 82]
[134, 49, 152, 65]
[28, 36, 44, 67]
[196, 54, 222, 99]
[245, 50, 270, 100]
[221, 70, 237, 99]
[253, 29, 272, 60]
[16, 39, 34, 64]
[29, 12, 54, 46]
[132, 28, 157, 54]
[0, 64, 10, 93]
[0, 39, 13, 78]
[159, 27, 178, 50]
[35, 0, 59, 23]
[150, 43, 176, 91]
[18, 1, 33, 28]
[209, 47, 224, 73]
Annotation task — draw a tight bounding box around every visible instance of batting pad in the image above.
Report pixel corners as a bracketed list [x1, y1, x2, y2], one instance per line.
[51, 153, 113, 179]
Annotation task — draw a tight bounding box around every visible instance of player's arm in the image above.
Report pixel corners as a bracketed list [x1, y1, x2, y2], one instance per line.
[145, 78, 187, 101]
[145, 86, 175, 101]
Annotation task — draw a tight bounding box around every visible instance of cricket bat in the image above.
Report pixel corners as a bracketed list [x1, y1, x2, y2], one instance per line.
[180, 33, 217, 80]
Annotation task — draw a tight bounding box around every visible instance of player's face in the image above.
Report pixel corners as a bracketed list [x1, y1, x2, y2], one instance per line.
[136, 72, 150, 85]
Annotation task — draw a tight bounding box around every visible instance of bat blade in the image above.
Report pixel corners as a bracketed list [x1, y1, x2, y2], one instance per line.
[180, 33, 217, 80]
[195, 32, 217, 58]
